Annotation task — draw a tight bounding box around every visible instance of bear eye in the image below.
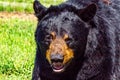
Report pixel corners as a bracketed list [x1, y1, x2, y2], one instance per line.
[45, 35, 52, 42]
[65, 38, 72, 44]
[45, 32, 56, 42]
[64, 34, 72, 45]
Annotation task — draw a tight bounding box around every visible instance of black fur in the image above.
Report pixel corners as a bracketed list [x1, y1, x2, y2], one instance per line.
[32, 0, 120, 80]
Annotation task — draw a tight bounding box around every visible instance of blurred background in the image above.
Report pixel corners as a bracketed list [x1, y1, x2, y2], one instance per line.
[0, 0, 66, 80]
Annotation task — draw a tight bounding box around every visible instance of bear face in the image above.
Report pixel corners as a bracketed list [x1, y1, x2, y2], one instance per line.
[34, 1, 97, 73]
[37, 11, 89, 73]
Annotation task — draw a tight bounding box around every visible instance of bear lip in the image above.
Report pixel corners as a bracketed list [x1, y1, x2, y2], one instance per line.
[51, 58, 73, 72]
[51, 62, 64, 72]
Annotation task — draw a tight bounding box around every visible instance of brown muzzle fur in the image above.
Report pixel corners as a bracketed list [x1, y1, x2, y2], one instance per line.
[46, 36, 74, 65]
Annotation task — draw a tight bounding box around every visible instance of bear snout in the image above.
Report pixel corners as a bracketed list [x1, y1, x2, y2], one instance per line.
[50, 53, 64, 62]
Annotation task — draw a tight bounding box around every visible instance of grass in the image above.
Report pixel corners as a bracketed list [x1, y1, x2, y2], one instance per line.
[0, 0, 66, 3]
[0, 0, 66, 13]
[0, 0, 33, 3]
[0, 1, 33, 13]
[0, 17, 37, 80]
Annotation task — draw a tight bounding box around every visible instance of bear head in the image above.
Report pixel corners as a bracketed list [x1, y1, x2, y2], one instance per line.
[33, 0, 97, 73]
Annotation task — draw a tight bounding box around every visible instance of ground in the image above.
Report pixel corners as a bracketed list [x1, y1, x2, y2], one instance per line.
[0, 12, 36, 20]
[0, 12, 36, 80]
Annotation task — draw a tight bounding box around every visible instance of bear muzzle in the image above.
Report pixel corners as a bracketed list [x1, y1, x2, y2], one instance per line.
[46, 37, 74, 72]
[50, 53, 64, 72]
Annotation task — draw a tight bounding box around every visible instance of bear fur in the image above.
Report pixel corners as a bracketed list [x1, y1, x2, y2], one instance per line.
[32, 0, 120, 80]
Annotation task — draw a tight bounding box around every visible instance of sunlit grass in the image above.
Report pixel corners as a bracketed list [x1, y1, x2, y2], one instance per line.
[0, 18, 37, 80]
[0, 0, 66, 13]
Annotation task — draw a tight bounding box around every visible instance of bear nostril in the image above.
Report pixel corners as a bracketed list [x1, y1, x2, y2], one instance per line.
[51, 59, 63, 63]
[50, 53, 64, 63]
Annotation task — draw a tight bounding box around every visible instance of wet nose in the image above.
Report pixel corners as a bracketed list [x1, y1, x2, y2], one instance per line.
[50, 53, 64, 63]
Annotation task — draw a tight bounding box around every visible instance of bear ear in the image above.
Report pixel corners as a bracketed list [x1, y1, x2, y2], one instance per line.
[78, 3, 97, 22]
[33, 0, 46, 18]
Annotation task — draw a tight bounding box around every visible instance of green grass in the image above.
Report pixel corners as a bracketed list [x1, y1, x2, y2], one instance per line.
[0, 1, 33, 13]
[0, 0, 66, 13]
[0, 0, 33, 3]
[0, 18, 37, 80]
[0, 0, 66, 4]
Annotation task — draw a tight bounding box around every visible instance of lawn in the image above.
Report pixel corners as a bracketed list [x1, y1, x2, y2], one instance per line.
[0, 0, 66, 13]
[0, 16, 37, 80]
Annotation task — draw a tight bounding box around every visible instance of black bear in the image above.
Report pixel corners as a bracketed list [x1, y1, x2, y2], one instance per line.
[32, 0, 120, 80]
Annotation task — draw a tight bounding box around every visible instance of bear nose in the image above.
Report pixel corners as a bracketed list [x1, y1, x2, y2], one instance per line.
[50, 53, 64, 63]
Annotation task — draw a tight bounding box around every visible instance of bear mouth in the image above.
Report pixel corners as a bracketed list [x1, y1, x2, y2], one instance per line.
[51, 59, 65, 72]
[51, 58, 73, 73]
[52, 62, 64, 72]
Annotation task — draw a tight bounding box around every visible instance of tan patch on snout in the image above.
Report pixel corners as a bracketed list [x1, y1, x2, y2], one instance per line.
[46, 37, 74, 64]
